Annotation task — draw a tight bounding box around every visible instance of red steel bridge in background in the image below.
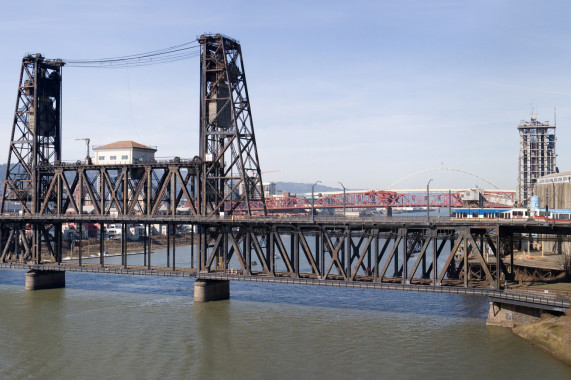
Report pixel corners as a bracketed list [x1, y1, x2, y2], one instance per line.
[253, 189, 516, 214]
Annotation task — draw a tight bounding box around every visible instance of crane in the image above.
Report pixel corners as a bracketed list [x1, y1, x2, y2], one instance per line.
[75, 138, 92, 165]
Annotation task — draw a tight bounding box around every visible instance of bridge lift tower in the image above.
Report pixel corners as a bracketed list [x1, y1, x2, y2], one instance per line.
[0, 34, 267, 263]
[0, 54, 64, 262]
[1, 54, 64, 214]
[198, 34, 266, 216]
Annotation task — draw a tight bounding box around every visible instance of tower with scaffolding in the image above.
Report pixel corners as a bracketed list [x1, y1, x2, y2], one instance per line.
[517, 112, 557, 206]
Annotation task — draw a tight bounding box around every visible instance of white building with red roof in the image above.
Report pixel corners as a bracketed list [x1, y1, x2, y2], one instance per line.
[92, 140, 157, 165]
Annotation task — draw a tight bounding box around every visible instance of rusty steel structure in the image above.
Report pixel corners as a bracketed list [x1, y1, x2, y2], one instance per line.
[1, 211, 571, 304]
[1, 35, 266, 219]
[1, 54, 64, 214]
[0, 55, 65, 264]
[245, 189, 516, 214]
[195, 219, 511, 287]
[0, 35, 267, 263]
[36, 160, 201, 216]
[199, 34, 266, 216]
[0, 35, 570, 313]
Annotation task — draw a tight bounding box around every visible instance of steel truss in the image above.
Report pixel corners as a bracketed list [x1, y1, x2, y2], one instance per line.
[199, 34, 266, 216]
[1, 54, 64, 214]
[1, 159, 201, 263]
[35, 161, 200, 216]
[0, 55, 64, 264]
[0, 221, 62, 264]
[0, 39, 537, 294]
[4, 214, 571, 295]
[233, 190, 515, 213]
[197, 222, 514, 288]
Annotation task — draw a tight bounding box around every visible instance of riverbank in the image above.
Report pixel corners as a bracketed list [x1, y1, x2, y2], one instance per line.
[63, 234, 193, 258]
[510, 282, 571, 366]
[512, 310, 571, 366]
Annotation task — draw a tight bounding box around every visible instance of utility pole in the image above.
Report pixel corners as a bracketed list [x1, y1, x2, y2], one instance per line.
[312, 181, 321, 223]
[338, 181, 346, 217]
[448, 190, 452, 217]
[427, 179, 433, 222]
[75, 138, 91, 164]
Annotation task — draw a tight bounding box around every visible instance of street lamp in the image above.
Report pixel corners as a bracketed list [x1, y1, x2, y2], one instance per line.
[427, 179, 433, 222]
[338, 181, 346, 217]
[312, 180, 321, 223]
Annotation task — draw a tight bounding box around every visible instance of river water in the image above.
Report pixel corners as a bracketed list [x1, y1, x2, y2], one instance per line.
[1, 246, 570, 379]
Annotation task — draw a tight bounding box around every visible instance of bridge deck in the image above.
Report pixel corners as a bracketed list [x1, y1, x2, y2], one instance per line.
[2, 214, 571, 236]
[2, 263, 569, 312]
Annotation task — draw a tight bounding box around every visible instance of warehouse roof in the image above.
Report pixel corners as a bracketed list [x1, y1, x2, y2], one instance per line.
[93, 141, 156, 151]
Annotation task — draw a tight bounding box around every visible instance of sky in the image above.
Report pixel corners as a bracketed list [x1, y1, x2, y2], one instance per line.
[1, 0, 571, 191]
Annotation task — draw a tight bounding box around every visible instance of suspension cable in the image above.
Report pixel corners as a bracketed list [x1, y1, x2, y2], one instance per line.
[64, 41, 200, 68]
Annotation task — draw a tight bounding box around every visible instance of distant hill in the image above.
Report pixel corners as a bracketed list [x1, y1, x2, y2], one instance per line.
[0, 166, 343, 196]
[274, 182, 341, 194]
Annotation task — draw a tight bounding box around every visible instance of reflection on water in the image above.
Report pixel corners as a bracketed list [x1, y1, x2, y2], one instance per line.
[0, 269, 569, 379]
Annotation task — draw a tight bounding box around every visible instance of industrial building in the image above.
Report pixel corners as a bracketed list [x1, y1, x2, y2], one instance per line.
[533, 171, 571, 209]
[263, 182, 276, 197]
[517, 113, 556, 205]
[532, 172, 571, 258]
[93, 140, 156, 165]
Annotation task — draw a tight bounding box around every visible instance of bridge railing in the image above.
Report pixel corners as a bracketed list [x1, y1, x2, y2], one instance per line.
[497, 290, 571, 309]
[1, 263, 569, 310]
[0, 212, 566, 227]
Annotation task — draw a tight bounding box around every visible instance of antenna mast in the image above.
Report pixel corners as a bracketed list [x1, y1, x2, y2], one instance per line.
[75, 138, 91, 164]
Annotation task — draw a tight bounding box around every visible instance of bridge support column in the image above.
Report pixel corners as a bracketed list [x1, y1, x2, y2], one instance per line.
[486, 301, 542, 327]
[25, 270, 65, 290]
[194, 279, 229, 302]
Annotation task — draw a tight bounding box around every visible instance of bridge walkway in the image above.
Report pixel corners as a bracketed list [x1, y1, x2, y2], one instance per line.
[1, 262, 569, 313]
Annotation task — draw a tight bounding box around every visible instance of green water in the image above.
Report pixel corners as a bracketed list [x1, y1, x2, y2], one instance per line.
[0, 270, 569, 379]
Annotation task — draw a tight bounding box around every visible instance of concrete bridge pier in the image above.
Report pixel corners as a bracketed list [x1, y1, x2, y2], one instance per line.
[486, 301, 542, 327]
[194, 279, 230, 302]
[25, 270, 65, 290]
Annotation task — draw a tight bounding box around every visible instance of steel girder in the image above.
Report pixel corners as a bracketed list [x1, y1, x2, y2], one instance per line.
[197, 223, 510, 288]
[34, 162, 200, 216]
[0, 223, 31, 262]
[199, 34, 266, 216]
[2, 160, 201, 263]
[0, 221, 61, 264]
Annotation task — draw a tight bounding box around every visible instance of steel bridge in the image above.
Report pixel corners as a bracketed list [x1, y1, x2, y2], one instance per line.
[1, 212, 570, 312]
[0, 34, 568, 318]
[262, 189, 515, 213]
